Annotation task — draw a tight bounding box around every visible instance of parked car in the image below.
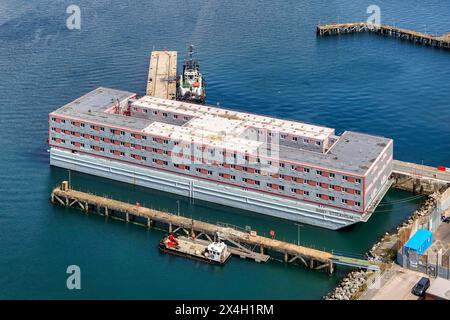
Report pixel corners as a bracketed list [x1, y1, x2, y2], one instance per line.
[412, 277, 430, 297]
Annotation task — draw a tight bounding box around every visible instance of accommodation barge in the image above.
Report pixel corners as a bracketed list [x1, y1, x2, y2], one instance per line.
[48, 87, 393, 229]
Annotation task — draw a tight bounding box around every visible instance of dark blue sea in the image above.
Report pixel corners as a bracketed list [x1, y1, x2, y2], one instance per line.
[0, 0, 449, 299]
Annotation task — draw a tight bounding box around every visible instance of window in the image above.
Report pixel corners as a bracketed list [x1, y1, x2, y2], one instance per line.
[304, 191, 309, 196]
[355, 202, 361, 207]
[343, 176, 349, 181]
[316, 141, 321, 146]
[304, 168, 310, 173]
[329, 196, 335, 201]
[173, 114, 178, 119]
[330, 173, 335, 178]
[355, 190, 361, 195]
[342, 199, 348, 204]
[279, 163, 285, 168]
[316, 170, 322, 175]
[355, 178, 361, 184]
[292, 137, 298, 141]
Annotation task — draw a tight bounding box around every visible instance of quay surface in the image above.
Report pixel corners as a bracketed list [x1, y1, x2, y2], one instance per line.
[392, 160, 450, 194]
[146, 50, 177, 99]
[317, 22, 450, 50]
[50, 182, 381, 273]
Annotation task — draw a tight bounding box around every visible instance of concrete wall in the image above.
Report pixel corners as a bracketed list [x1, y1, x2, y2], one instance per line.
[364, 140, 393, 210]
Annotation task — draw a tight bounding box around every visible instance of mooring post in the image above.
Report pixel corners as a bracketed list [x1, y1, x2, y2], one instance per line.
[51, 193, 54, 204]
[147, 218, 152, 228]
[105, 207, 108, 217]
[310, 258, 314, 269]
[329, 261, 334, 274]
[169, 223, 172, 233]
[126, 212, 129, 222]
[85, 201, 88, 213]
[260, 245, 264, 254]
[284, 252, 288, 263]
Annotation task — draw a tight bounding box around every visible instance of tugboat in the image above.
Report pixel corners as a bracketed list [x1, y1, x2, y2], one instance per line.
[159, 232, 231, 264]
[177, 45, 206, 104]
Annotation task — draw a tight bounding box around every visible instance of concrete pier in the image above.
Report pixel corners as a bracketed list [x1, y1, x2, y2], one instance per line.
[146, 50, 177, 99]
[317, 23, 450, 50]
[392, 160, 450, 194]
[50, 182, 382, 273]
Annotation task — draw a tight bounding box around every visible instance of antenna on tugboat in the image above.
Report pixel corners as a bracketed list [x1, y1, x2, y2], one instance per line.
[188, 44, 194, 59]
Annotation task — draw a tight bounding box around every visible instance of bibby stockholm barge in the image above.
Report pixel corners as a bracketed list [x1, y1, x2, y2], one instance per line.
[48, 87, 393, 229]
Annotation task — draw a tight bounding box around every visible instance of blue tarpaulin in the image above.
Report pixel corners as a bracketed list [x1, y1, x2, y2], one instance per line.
[404, 229, 433, 255]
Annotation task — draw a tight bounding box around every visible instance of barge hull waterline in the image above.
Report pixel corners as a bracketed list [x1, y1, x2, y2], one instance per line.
[50, 148, 364, 230]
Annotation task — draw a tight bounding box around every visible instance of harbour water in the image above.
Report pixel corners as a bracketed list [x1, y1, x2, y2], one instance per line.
[0, 0, 449, 299]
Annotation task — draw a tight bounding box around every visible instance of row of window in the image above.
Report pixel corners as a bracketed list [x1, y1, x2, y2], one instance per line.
[256, 129, 322, 146]
[132, 107, 191, 121]
[52, 137, 363, 194]
[52, 139, 362, 208]
[50, 124, 361, 183]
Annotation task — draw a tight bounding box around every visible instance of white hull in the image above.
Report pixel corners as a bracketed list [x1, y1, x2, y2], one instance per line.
[50, 148, 366, 230]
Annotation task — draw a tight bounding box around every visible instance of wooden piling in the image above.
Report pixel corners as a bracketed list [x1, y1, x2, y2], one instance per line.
[317, 22, 450, 50]
[50, 183, 381, 273]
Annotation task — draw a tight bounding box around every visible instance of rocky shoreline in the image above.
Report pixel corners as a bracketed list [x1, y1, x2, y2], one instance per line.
[323, 192, 439, 300]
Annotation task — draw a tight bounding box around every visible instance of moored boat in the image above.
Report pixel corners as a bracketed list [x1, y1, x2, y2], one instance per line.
[177, 45, 206, 104]
[159, 233, 231, 264]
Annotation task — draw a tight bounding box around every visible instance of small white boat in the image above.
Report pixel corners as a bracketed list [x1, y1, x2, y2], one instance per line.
[159, 232, 231, 264]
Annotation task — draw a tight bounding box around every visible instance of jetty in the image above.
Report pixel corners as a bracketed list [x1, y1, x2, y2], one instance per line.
[50, 181, 382, 273]
[146, 50, 178, 99]
[316, 22, 450, 50]
[392, 160, 450, 194]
